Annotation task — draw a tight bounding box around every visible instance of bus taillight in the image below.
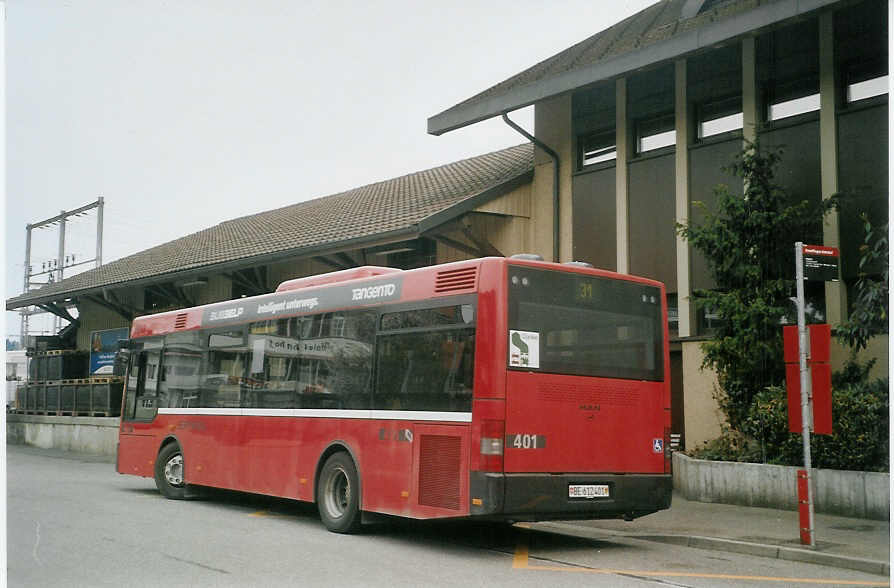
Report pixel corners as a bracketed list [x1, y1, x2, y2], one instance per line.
[480, 419, 504, 471]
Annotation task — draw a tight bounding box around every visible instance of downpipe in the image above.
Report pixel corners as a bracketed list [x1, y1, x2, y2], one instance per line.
[501, 112, 560, 262]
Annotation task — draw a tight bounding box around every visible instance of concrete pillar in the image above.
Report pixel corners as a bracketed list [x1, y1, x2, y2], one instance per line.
[615, 78, 630, 274]
[533, 96, 573, 262]
[674, 59, 693, 338]
[682, 341, 725, 448]
[742, 36, 759, 146]
[819, 11, 847, 326]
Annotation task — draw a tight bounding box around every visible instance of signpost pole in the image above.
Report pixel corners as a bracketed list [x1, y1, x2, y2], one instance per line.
[794, 242, 816, 547]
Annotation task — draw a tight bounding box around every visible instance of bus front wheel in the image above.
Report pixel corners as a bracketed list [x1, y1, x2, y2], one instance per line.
[155, 443, 188, 500]
[317, 452, 361, 533]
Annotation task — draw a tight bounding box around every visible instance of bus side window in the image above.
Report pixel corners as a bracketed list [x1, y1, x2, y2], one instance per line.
[374, 329, 474, 412]
[160, 332, 203, 409]
[247, 318, 299, 409]
[295, 310, 375, 410]
[125, 346, 162, 421]
[124, 351, 141, 420]
[205, 330, 248, 408]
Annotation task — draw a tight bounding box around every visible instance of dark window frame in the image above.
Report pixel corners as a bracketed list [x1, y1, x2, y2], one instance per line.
[124, 295, 479, 414]
[204, 325, 249, 409]
[373, 295, 477, 413]
[380, 302, 475, 333]
[507, 267, 664, 381]
[841, 57, 889, 106]
[765, 77, 821, 123]
[695, 94, 743, 140]
[635, 112, 676, 155]
[578, 128, 617, 169]
[123, 337, 165, 422]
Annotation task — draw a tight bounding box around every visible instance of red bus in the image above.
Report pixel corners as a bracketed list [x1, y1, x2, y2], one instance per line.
[116, 256, 671, 532]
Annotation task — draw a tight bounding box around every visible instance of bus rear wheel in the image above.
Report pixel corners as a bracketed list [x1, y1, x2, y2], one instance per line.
[317, 452, 361, 533]
[155, 443, 188, 500]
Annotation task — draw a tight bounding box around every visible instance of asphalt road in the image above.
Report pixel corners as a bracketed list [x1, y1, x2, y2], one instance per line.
[7, 445, 888, 587]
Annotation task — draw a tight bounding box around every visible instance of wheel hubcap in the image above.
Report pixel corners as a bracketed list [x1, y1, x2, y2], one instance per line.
[164, 454, 184, 487]
[323, 467, 350, 518]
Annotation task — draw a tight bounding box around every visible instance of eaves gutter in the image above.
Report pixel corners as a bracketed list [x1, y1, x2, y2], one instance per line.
[5, 227, 420, 311]
[427, 0, 841, 136]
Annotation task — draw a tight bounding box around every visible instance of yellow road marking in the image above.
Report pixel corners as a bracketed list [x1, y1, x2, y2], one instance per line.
[512, 539, 888, 586]
[512, 542, 529, 569]
[249, 510, 288, 518]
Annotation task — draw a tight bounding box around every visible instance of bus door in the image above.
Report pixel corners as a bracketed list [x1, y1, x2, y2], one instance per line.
[118, 338, 163, 477]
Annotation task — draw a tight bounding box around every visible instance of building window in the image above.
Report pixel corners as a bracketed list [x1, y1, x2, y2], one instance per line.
[696, 305, 722, 335]
[636, 113, 675, 154]
[666, 293, 679, 337]
[847, 75, 888, 102]
[768, 92, 820, 121]
[836, 2, 887, 106]
[697, 96, 743, 139]
[844, 59, 888, 104]
[579, 129, 616, 167]
[758, 18, 820, 123]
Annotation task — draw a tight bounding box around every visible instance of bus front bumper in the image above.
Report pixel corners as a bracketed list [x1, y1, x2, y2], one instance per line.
[470, 471, 672, 522]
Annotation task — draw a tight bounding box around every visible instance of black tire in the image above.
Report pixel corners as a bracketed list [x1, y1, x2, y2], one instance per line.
[154, 443, 188, 500]
[317, 452, 362, 533]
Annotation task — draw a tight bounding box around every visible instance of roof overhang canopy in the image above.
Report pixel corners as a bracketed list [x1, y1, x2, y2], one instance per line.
[6, 144, 534, 312]
[427, 0, 840, 136]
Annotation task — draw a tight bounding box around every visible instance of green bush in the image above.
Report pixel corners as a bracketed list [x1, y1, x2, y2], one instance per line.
[687, 425, 763, 463]
[813, 376, 889, 472]
[729, 360, 889, 472]
[738, 386, 807, 466]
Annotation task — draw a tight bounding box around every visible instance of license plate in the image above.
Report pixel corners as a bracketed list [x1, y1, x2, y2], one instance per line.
[568, 484, 609, 499]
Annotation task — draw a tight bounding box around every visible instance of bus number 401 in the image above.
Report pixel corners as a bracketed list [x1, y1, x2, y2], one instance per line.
[506, 434, 546, 449]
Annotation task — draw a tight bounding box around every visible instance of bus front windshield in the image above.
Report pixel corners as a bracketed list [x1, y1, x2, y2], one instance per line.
[507, 267, 664, 381]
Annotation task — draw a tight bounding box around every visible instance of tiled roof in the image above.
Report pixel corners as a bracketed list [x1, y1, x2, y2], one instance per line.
[7, 143, 534, 309]
[428, 0, 839, 134]
[447, 0, 691, 111]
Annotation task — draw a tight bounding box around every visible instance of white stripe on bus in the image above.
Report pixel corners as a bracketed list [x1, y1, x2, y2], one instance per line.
[158, 408, 242, 416]
[371, 410, 471, 422]
[157, 408, 472, 422]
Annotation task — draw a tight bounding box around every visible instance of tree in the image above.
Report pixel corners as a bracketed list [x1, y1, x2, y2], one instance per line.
[835, 214, 889, 352]
[677, 142, 833, 428]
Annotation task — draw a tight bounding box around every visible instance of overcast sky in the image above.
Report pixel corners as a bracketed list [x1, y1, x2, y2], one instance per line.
[4, 0, 654, 339]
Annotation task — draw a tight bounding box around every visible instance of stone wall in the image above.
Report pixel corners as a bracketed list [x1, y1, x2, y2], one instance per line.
[674, 452, 889, 520]
[7, 414, 119, 457]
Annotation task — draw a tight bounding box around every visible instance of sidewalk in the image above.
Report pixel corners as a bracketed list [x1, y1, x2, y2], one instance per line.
[533, 492, 890, 576]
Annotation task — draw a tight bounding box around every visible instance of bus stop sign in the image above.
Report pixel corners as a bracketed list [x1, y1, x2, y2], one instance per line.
[801, 245, 840, 281]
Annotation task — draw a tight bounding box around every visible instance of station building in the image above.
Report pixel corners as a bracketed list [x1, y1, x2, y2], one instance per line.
[429, 0, 888, 446]
[7, 0, 888, 449]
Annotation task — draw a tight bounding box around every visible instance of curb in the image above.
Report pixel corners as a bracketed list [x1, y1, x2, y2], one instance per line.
[530, 522, 890, 577]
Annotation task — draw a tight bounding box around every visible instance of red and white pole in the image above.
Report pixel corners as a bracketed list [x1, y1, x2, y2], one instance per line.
[794, 242, 816, 547]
